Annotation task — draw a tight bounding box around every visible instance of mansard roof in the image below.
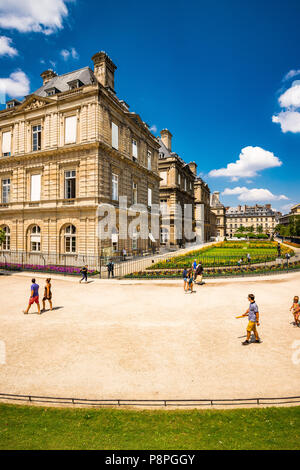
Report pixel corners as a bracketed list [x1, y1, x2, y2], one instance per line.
[33, 67, 96, 97]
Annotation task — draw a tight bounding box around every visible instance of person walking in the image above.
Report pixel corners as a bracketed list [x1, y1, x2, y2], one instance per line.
[240, 294, 261, 345]
[277, 242, 281, 257]
[192, 259, 197, 272]
[42, 278, 53, 311]
[23, 278, 40, 315]
[122, 248, 127, 261]
[194, 263, 203, 284]
[79, 265, 88, 283]
[186, 269, 195, 293]
[107, 259, 114, 278]
[247, 253, 251, 264]
[290, 295, 300, 327]
[182, 267, 188, 292]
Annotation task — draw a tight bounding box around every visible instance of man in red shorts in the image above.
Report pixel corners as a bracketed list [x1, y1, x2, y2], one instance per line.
[23, 278, 41, 315]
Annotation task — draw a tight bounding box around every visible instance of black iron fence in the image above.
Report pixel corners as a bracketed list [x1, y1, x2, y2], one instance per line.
[0, 392, 299, 407]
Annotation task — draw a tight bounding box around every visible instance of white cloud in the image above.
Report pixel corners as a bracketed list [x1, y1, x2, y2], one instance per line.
[150, 125, 157, 133]
[278, 84, 300, 108]
[60, 49, 70, 60]
[60, 47, 79, 61]
[0, 70, 30, 98]
[272, 111, 300, 133]
[208, 146, 282, 181]
[283, 69, 300, 81]
[281, 203, 295, 212]
[0, 36, 18, 57]
[273, 78, 300, 132]
[222, 186, 288, 202]
[0, 0, 71, 35]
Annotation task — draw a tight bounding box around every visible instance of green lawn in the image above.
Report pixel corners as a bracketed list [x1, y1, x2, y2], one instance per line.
[0, 404, 299, 450]
[150, 241, 293, 269]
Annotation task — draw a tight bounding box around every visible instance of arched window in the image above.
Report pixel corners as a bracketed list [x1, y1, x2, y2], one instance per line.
[1, 226, 10, 250]
[64, 225, 76, 253]
[30, 225, 41, 252]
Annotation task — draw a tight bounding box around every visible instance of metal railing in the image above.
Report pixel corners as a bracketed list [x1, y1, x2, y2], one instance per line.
[0, 392, 299, 408]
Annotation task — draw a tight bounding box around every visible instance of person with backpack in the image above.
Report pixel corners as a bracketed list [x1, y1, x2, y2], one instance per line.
[194, 263, 203, 284]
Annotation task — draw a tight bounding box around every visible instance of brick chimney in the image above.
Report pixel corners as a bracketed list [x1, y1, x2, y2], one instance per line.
[91, 51, 117, 91]
[188, 161, 197, 175]
[160, 129, 172, 151]
[40, 70, 57, 85]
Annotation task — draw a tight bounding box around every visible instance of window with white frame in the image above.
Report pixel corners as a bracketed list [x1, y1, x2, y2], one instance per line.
[147, 150, 152, 170]
[64, 224, 76, 253]
[65, 170, 76, 199]
[132, 139, 138, 159]
[112, 122, 119, 150]
[132, 182, 138, 204]
[2, 178, 10, 203]
[32, 125, 41, 151]
[30, 225, 41, 252]
[65, 116, 77, 144]
[184, 178, 187, 191]
[30, 174, 41, 201]
[160, 227, 169, 244]
[178, 172, 181, 185]
[132, 230, 137, 250]
[2, 131, 11, 156]
[148, 187, 152, 207]
[112, 173, 118, 201]
[160, 171, 167, 185]
[1, 226, 10, 250]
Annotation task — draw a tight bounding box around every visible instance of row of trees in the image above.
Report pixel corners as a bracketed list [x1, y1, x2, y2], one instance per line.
[235, 225, 264, 234]
[275, 215, 300, 237]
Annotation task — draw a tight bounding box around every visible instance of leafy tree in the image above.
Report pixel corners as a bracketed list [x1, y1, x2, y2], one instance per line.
[257, 225, 263, 234]
[0, 229, 5, 246]
[248, 225, 254, 233]
[236, 226, 246, 233]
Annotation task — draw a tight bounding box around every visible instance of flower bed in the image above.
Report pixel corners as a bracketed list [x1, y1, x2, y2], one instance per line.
[125, 260, 300, 279]
[282, 241, 300, 248]
[0, 262, 99, 276]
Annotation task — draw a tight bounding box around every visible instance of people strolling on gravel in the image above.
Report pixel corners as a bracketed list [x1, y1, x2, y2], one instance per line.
[240, 294, 261, 345]
[42, 278, 53, 311]
[79, 265, 88, 283]
[290, 296, 300, 327]
[194, 263, 203, 284]
[23, 278, 40, 315]
[186, 269, 195, 294]
[183, 267, 188, 291]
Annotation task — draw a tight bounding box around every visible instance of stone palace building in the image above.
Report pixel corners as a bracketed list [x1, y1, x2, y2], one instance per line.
[0, 51, 160, 260]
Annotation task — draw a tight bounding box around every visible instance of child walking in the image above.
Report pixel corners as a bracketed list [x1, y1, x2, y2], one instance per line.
[290, 296, 300, 327]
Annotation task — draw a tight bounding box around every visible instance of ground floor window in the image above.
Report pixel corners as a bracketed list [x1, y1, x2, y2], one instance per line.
[64, 224, 76, 253]
[160, 227, 169, 244]
[1, 225, 10, 250]
[30, 225, 41, 252]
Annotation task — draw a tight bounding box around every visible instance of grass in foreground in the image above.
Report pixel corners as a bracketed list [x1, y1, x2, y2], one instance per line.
[0, 404, 299, 450]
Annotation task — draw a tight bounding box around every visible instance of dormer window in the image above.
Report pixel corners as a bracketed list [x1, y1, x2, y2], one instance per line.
[67, 79, 84, 90]
[6, 99, 21, 109]
[45, 87, 60, 96]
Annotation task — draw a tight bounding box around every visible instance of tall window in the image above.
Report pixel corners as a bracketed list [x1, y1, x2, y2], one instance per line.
[112, 122, 119, 150]
[160, 227, 169, 244]
[178, 172, 181, 185]
[132, 229, 137, 250]
[64, 225, 76, 253]
[65, 170, 76, 199]
[112, 173, 118, 201]
[132, 139, 138, 160]
[2, 178, 10, 203]
[65, 116, 77, 144]
[32, 125, 41, 151]
[30, 174, 41, 201]
[147, 150, 152, 170]
[132, 182, 137, 204]
[2, 131, 11, 156]
[1, 226, 10, 250]
[148, 187, 152, 207]
[30, 225, 41, 252]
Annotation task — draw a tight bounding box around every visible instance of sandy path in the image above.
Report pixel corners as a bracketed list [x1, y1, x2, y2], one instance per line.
[0, 272, 299, 401]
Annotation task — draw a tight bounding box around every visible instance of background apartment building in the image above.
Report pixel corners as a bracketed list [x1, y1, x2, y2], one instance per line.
[194, 177, 216, 242]
[226, 204, 278, 237]
[158, 129, 196, 247]
[210, 191, 226, 239]
[0, 51, 160, 261]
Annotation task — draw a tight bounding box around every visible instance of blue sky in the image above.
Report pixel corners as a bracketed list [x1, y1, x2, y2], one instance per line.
[0, 0, 299, 212]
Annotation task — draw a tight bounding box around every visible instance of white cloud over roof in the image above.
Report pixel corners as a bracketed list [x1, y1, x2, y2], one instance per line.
[208, 146, 282, 181]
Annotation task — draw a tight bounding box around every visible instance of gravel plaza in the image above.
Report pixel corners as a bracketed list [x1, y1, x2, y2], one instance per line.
[0, 270, 299, 406]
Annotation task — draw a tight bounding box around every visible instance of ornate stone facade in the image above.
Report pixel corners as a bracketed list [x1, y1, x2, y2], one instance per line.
[0, 52, 160, 257]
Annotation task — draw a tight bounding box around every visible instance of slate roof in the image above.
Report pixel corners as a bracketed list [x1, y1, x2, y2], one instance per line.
[33, 67, 96, 97]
